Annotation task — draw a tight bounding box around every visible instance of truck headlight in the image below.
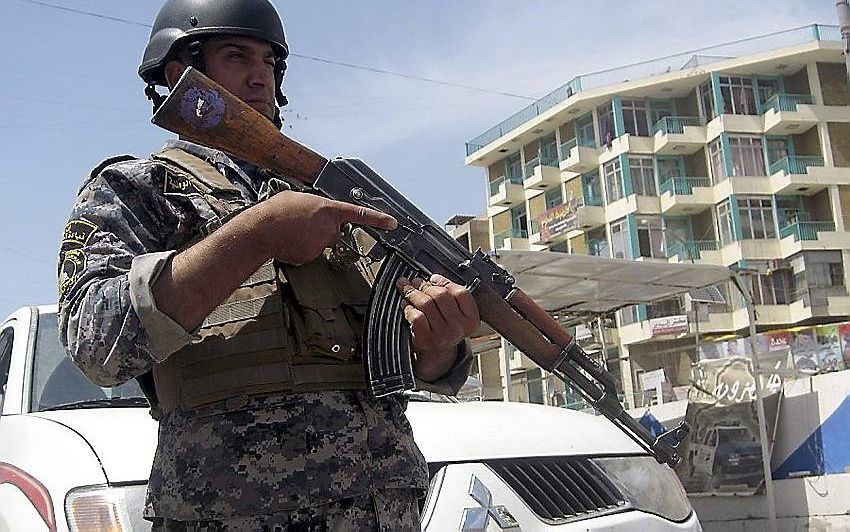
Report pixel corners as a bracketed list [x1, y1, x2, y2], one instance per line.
[592, 456, 692, 523]
[65, 484, 151, 531]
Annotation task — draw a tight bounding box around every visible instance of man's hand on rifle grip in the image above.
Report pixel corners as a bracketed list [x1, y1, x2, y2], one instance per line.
[257, 190, 397, 266]
[396, 274, 480, 383]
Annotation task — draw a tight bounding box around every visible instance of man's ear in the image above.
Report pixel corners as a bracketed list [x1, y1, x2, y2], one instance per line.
[164, 60, 187, 89]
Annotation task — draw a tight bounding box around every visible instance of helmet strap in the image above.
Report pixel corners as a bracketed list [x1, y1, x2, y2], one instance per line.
[145, 83, 168, 113]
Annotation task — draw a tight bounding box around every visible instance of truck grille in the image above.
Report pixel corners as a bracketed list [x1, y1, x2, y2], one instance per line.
[485, 456, 627, 522]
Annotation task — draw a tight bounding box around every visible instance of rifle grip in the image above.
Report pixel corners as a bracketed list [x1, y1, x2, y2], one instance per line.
[363, 252, 418, 397]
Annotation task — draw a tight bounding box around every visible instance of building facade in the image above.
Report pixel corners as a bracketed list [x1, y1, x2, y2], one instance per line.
[464, 24, 850, 409]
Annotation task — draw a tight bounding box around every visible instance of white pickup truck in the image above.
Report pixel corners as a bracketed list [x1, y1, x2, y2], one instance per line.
[0, 305, 700, 531]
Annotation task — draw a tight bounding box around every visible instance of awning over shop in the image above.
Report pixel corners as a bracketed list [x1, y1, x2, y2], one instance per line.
[491, 250, 734, 316]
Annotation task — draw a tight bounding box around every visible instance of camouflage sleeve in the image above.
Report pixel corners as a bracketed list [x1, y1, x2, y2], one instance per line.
[414, 339, 474, 396]
[58, 159, 187, 387]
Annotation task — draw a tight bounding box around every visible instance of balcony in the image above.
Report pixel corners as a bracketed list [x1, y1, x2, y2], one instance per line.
[770, 156, 850, 195]
[535, 198, 605, 244]
[652, 116, 707, 155]
[666, 240, 721, 263]
[523, 155, 561, 190]
[659, 176, 713, 215]
[760, 93, 818, 135]
[493, 228, 529, 250]
[779, 220, 850, 257]
[559, 137, 598, 173]
[488, 174, 525, 207]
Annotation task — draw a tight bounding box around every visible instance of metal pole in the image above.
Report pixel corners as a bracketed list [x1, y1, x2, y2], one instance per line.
[597, 316, 609, 371]
[733, 273, 778, 532]
[838, 1, 850, 84]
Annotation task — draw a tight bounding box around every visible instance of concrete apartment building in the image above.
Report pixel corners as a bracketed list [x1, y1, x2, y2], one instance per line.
[462, 24, 850, 409]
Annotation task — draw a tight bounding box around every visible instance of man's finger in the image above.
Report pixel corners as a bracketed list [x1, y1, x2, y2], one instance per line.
[431, 274, 480, 323]
[333, 200, 397, 230]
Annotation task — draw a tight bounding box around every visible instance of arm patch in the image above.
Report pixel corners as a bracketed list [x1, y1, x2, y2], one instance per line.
[58, 218, 98, 300]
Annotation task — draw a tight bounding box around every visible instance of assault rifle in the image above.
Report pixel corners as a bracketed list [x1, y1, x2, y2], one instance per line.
[152, 67, 689, 468]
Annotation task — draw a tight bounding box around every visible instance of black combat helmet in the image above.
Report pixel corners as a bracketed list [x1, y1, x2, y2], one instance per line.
[139, 0, 289, 112]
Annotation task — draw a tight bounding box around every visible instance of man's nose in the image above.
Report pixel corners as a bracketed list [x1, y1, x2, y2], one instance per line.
[247, 59, 273, 87]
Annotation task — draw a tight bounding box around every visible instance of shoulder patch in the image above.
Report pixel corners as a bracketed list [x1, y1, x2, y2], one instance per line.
[89, 154, 137, 179]
[58, 218, 98, 300]
[161, 167, 202, 197]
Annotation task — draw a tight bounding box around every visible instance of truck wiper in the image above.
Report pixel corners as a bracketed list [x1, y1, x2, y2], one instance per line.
[39, 397, 149, 411]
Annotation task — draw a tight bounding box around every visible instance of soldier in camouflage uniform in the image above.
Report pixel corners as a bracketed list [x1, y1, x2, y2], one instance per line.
[57, 1, 479, 530]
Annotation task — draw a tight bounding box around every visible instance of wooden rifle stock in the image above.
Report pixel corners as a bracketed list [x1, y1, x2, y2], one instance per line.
[152, 67, 327, 184]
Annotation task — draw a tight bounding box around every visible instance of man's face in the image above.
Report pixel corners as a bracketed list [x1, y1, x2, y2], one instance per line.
[202, 35, 277, 119]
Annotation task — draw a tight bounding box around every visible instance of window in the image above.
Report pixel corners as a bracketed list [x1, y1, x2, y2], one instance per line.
[729, 136, 766, 176]
[664, 218, 691, 253]
[808, 262, 845, 287]
[629, 156, 657, 196]
[526, 368, 544, 404]
[575, 113, 595, 146]
[586, 227, 609, 257]
[598, 101, 616, 145]
[510, 204, 528, 236]
[540, 133, 558, 166]
[582, 171, 603, 204]
[700, 81, 716, 119]
[747, 264, 794, 305]
[622, 99, 649, 136]
[636, 216, 665, 258]
[544, 186, 563, 209]
[610, 218, 631, 259]
[657, 158, 683, 181]
[619, 306, 639, 326]
[757, 78, 781, 108]
[708, 138, 726, 183]
[604, 158, 624, 204]
[765, 137, 790, 168]
[646, 298, 682, 319]
[649, 100, 674, 128]
[0, 327, 14, 412]
[505, 153, 522, 182]
[719, 76, 757, 115]
[738, 197, 776, 239]
[717, 199, 735, 245]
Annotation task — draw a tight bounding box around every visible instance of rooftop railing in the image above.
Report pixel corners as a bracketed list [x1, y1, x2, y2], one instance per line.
[768, 155, 825, 176]
[466, 24, 840, 157]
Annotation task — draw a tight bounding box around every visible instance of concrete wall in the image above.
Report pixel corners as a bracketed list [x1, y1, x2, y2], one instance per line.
[792, 127, 822, 158]
[827, 122, 850, 167]
[640, 369, 850, 530]
[817, 63, 850, 106]
[785, 67, 811, 96]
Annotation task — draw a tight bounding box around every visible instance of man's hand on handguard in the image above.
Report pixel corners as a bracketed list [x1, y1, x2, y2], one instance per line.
[257, 190, 397, 265]
[396, 274, 480, 383]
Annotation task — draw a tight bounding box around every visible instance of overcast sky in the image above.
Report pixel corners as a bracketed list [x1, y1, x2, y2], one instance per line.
[0, 0, 838, 317]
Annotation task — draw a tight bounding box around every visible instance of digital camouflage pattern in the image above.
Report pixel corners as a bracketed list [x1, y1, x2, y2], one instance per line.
[151, 488, 420, 531]
[57, 140, 436, 522]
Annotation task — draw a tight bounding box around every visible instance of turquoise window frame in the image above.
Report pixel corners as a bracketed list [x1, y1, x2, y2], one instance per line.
[662, 215, 696, 242]
[730, 195, 743, 241]
[710, 72, 724, 117]
[620, 153, 633, 196]
[720, 132, 734, 178]
[627, 214, 639, 260]
[612, 96, 625, 138]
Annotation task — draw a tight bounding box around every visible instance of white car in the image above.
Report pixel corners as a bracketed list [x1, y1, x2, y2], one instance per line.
[0, 305, 700, 531]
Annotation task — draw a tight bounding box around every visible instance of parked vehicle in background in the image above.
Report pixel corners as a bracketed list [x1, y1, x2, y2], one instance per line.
[689, 424, 762, 491]
[1, 305, 700, 531]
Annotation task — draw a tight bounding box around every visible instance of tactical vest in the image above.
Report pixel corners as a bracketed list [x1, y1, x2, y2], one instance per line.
[150, 148, 369, 413]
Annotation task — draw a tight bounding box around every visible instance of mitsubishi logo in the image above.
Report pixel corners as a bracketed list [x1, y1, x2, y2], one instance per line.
[459, 475, 520, 531]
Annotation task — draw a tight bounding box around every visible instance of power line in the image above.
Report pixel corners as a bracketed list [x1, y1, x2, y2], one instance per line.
[10, 0, 535, 101]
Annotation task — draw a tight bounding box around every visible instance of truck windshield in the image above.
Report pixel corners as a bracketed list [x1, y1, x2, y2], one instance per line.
[718, 428, 752, 444]
[31, 312, 147, 412]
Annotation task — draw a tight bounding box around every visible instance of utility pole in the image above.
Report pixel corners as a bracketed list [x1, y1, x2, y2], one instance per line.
[838, 1, 850, 84]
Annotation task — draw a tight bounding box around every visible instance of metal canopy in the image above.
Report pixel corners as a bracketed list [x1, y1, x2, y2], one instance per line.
[491, 250, 733, 315]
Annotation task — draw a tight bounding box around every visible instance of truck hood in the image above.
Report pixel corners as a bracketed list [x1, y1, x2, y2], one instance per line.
[406, 401, 644, 462]
[31, 408, 157, 483]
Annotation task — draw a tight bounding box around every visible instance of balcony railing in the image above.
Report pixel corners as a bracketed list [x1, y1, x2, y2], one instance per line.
[582, 192, 604, 206]
[559, 137, 596, 161]
[667, 240, 720, 259]
[659, 176, 711, 195]
[494, 228, 529, 249]
[768, 155, 825, 175]
[652, 116, 707, 135]
[758, 93, 814, 114]
[488, 174, 523, 196]
[779, 220, 835, 241]
[523, 154, 559, 178]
